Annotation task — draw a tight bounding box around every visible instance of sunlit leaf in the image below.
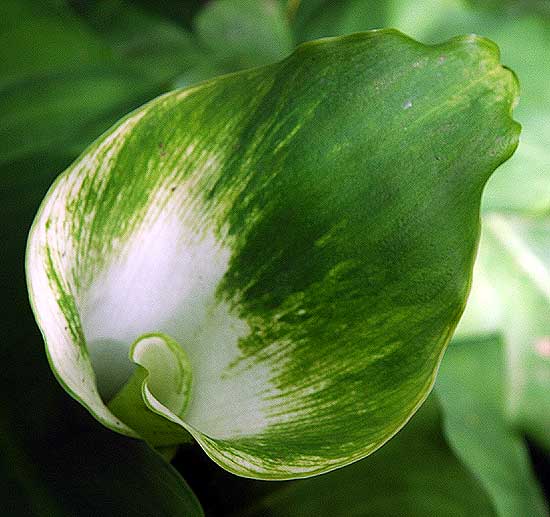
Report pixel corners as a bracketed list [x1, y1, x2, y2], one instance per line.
[457, 215, 550, 451]
[26, 30, 519, 478]
[195, 0, 294, 72]
[436, 335, 548, 516]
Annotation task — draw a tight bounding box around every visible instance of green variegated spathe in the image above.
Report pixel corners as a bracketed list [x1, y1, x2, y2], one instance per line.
[26, 30, 520, 479]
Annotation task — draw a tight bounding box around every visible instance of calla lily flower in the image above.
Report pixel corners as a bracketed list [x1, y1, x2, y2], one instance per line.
[26, 30, 519, 479]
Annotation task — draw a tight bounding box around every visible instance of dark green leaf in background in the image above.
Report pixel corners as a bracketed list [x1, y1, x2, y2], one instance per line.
[0, 406, 203, 516]
[71, 0, 207, 85]
[290, 0, 388, 43]
[47, 428, 203, 516]
[0, 0, 109, 86]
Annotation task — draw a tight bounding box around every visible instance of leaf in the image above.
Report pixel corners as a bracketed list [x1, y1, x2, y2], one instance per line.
[46, 427, 204, 517]
[73, 0, 207, 86]
[435, 335, 548, 517]
[118, 0, 204, 29]
[0, 66, 164, 166]
[0, 0, 110, 86]
[457, 214, 550, 450]
[195, 0, 294, 72]
[26, 30, 520, 478]
[0, 408, 204, 517]
[291, 0, 388, 43]
[0, 0, 213, 167]
[0, 410, 69, 516]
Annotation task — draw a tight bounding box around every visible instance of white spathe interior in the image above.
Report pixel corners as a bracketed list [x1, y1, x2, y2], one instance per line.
[79, 207, 278, 439]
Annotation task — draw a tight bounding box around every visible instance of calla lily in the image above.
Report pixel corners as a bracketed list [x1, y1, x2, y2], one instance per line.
[26, 30, 519, 479]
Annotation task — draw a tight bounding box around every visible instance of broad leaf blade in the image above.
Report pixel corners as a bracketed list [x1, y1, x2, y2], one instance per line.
[458, 215, 550, 451]
[73, 0, 207, 87]
[436, 335, 548, 517]
[47, 429, 204, 517]
[27, 30, 520, 478]
[195, 0, 294, 72]
[0, 0, 110, 86]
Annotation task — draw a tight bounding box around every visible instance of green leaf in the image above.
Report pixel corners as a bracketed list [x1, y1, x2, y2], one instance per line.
[47, 428, 204, 517]
[0, 409, 204, 517]
[0, 0, 110, 86]
[435, 335, 548, 517]
[291, 0, 388, 43]
[0, 66, 163, 166]
[117, 0, 204, 30]
[26, 30, 520, 478]
[0, 0, 186, 167]
[0, 410, 69, 516]
[457, 214, 550, 450]
[73, 0, 207, 87]
[195, 0, 294, 72]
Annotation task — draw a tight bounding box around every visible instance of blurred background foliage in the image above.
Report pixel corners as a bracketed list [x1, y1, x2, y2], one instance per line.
[1, 0, 549, 515]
